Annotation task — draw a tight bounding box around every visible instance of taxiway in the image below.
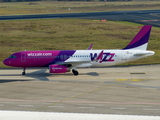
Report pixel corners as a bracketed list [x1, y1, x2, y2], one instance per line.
[0, 64, 160, 116]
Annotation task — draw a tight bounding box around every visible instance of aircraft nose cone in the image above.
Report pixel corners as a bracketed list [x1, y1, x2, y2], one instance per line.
[3, 59, 7, 65]
[3, 59, 10, 66]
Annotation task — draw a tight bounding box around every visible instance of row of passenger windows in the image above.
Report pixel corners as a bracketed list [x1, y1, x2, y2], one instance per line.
[27, 55, 91, 58]
[71, 55, 91, 57]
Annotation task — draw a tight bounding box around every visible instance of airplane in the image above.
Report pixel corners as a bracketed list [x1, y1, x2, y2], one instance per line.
[3, 25, 155, 76]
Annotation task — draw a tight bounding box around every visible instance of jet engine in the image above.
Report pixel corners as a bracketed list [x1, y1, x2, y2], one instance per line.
[49, 64, 70, 73]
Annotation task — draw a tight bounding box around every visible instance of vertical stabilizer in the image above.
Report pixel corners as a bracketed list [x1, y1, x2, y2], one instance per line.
[123, 25, 152, 50]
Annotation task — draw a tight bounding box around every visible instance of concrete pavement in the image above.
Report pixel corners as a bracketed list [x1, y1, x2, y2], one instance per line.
[0, 65, 160, 116]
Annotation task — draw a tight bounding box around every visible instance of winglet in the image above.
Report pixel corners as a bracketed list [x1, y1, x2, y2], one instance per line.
[94, 50, 103, 63]
[123, 25, 152, 50]
[87, 44, 93, 50]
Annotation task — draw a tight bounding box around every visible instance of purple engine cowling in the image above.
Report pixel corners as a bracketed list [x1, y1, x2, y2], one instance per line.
[49, 65, 70, 73]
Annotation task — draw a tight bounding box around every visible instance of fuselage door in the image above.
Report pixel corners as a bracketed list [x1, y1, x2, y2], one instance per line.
[121, 51, 127, 61]
[21, 53, 26, 62]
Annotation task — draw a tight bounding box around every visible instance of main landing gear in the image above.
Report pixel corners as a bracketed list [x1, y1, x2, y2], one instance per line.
[22, 67, 26, 75]
[72, 69, 79, 76]
[21, 67, 79, 76]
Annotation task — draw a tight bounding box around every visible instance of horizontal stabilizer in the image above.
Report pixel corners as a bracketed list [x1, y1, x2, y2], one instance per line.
[134, 51, 155, 56]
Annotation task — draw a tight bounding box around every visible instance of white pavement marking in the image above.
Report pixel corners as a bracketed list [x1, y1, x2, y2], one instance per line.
[43, 103, 52, 104]
[88, 104, 104, 106]
[142, 106, 153, 107]
[18, 105, 34, 107]
[111, 107, 127, 110]
[48, 106, 64, 108]
[79, 107, 95, 109]
[143, 108, 160, 111]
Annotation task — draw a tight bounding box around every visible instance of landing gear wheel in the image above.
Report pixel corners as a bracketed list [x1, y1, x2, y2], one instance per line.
[72, 69, 79, 76]
[22, 67, 26, 75]
[22, 72, 26, 75]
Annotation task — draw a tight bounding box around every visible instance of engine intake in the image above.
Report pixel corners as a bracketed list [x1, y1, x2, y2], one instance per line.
[49, 65, 70, 73]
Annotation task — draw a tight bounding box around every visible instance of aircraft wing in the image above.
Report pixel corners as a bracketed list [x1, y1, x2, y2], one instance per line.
[56, 60, 92, 67]
[55, 50, 104, 67]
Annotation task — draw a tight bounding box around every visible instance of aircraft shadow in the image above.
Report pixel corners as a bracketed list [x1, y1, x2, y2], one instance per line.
[86, 72, 99, 76]
[0, 69, 50, 82]
[0, 80, 31, 83]
[0, 69, 99, 83]
[25, 69, 50, 81]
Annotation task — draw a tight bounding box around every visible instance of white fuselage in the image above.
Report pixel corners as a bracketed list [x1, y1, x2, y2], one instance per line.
[65, 50, 154, 67]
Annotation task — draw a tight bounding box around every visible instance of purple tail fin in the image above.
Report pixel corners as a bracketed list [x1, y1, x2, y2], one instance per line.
[123, 25, 152, 50]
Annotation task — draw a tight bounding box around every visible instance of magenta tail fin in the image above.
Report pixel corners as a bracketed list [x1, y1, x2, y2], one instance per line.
[123, 25, 152, 50]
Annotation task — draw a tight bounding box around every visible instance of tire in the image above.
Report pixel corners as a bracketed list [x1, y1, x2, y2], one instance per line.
[72, 69, 79, 76]
[22, 72, 26, 75]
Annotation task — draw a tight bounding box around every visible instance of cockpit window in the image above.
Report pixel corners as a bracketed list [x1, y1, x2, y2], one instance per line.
[9, 55, 16, 59]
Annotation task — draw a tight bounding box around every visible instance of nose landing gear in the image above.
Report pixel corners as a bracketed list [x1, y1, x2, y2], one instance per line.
[22, 67, 26, 75]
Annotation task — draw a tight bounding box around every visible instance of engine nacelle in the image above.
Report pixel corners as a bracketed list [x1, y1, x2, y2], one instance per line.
[49, 65, 70, 73]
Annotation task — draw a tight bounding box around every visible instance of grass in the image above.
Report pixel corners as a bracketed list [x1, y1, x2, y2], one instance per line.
[0, 1, 160, 67]
[0, 1, 160, 15]
[0, 18, 160, 68]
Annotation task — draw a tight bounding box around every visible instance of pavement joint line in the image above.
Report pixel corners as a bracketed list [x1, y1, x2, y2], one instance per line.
[33, 83, 115, 111]
[102, 81, 160, 89]
[0, 102, 14, 103]
[143, 108, 160, 111]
